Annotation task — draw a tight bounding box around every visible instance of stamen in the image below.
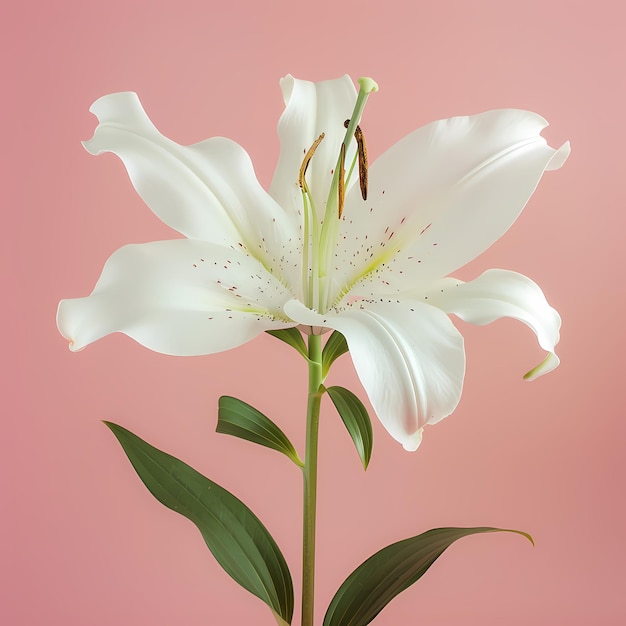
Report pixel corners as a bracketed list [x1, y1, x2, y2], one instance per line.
[298, 134, 324, 308]
[355, 126, 368, 200]
[299, 133, 325, 190]
[343, 120, 369, 200]
[338, 143, 346, 218]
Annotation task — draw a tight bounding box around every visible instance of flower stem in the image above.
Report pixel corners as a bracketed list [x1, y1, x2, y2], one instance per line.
[302, 333, 323, 626]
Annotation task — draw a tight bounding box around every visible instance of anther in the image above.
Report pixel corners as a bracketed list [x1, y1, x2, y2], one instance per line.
[338, 143, 346, 218]
[355, 125, 368, 200]
[299, 133, 325, 190]
[343, 120, 368, 200]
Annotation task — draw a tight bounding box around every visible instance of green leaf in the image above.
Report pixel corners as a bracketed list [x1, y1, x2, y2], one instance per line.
[266, 328, 308, 358]
[217, 396, 304, 467]
[272, 613, 291, 626]
[325, 386, 373, 469]
[322, 331, 349, 379]
[323, 527, 533, 626]
[105, 422, 294, 625]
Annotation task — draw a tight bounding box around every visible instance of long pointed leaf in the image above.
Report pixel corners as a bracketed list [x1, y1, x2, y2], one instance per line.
[105, 421, 294, 624]
[326, 386, 373, 469]
[266, 328, 308, 358]
[217, 396, 303, 467]
[324, 527, 532, 626]
[322, 331, 349, 379]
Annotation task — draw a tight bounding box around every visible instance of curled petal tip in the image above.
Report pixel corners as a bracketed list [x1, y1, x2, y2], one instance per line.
[81, 139, 98, 155]
[546, 140, 571, 171]
[523, 352, 560, 381]
[88, 91, 140, 114]
[67, 339, 81, 352]
[58, 299, 85, 352]
[402, 428, 423, 452]
[62, 332, 82, 352]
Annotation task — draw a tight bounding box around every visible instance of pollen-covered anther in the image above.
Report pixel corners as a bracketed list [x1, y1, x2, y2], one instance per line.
[355, 126, 368, 200]
[343, 120, 368, 200]
[338, 143, 346, 218]
[298, 132, 325, 191]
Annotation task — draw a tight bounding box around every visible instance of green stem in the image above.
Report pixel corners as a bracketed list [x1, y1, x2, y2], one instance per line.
[302, 333, 323, 626]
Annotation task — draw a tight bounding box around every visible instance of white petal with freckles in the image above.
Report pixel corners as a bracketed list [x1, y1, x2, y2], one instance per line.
[58, 240, 295, 355]
[83, 92, 301, 288]
[61, 77, 570, 452]
[270, 75, 358, 220]
[284, 298, 465, 450]
[422, 269, 561, 380]
[333, 109, 570, 300]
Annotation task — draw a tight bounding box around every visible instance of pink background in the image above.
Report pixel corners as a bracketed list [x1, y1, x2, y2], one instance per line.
[3, 0, 624, 624]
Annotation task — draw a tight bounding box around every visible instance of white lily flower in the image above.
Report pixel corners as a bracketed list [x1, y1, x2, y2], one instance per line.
[58, 75, 569, 451]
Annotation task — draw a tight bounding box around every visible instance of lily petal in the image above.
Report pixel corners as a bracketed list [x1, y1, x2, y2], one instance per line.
[335, 109, 570, 298]
[270, 75, 358, 219]
[284, 299, 465, 450]
[83, 92, 301, 287]
[422, 269, 561, 380]
[58, 240, 294, 355]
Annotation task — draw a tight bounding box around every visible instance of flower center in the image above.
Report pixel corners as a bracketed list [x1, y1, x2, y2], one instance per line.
[298, 77, 378, 314]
